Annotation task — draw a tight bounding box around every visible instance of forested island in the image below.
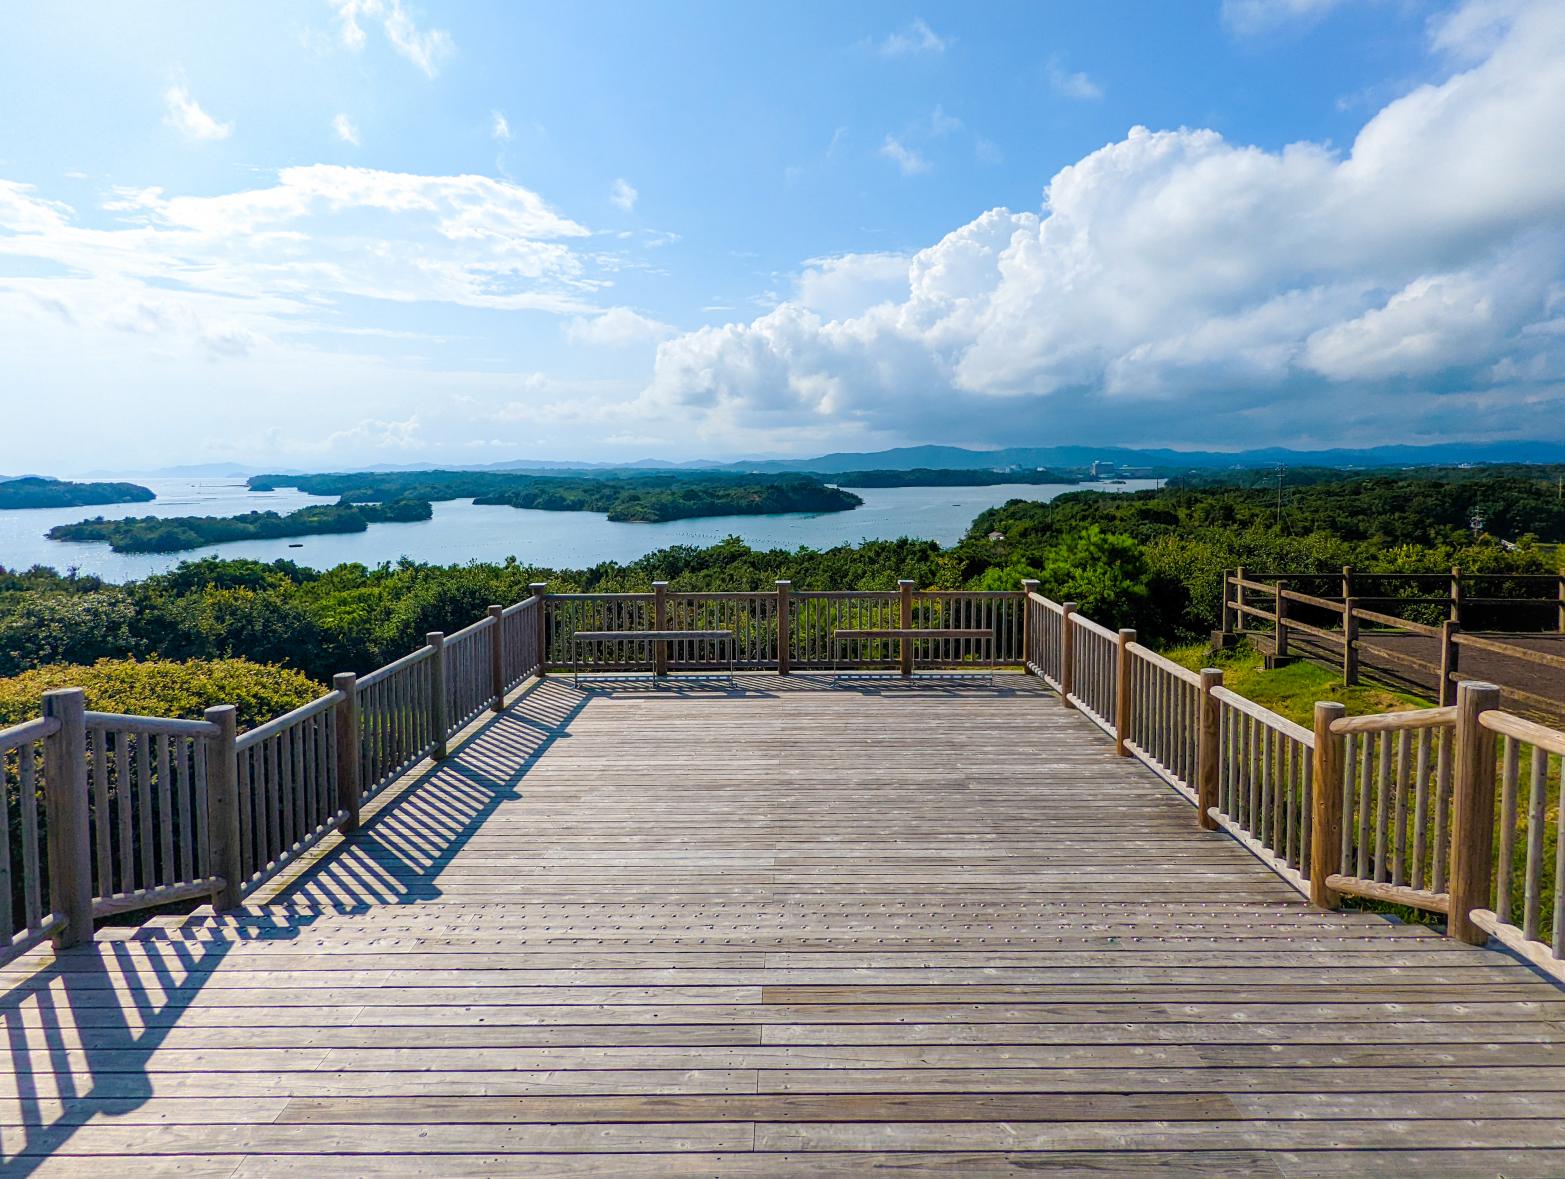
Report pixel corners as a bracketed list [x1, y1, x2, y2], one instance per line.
[0, 476, 154, 510]
[249, 470, 862, 523]
[473, 474, 861, 521]
[5, 470, 1559, 684]
[827, 468, 1081, 488]
[47, 500, 432, 553]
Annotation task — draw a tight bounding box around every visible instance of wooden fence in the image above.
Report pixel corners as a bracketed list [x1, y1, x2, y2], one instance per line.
[0, 592, 546, 963]
[1026, 587, 1565, 984]
[541, 581, 1026, 675]
[1222, 567, 1565, 715]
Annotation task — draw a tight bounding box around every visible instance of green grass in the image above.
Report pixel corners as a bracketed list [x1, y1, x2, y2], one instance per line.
[1161, 641, 1432, 729]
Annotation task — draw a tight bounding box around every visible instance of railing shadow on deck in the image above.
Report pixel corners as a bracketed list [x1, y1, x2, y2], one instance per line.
[0, 675, 586, 1170]
[0, 923, 282, 1172]
[276, 676, 591, 908]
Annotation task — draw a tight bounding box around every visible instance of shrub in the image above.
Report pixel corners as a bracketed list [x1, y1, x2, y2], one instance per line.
[0, 658, 324, 732]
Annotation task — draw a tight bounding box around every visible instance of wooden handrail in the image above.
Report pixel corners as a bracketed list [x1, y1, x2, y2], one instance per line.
[1479, 708, 1565, 757]
[1126, 642, 1203, 687]
[1070, 612, 1118, 641]
[1330, 705, 1455, 735]
[81, 711, 221, 737]
[0, 716, 61, 750]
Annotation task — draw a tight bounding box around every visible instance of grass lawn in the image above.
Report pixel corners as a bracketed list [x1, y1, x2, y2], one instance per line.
[1162, 641, 1431, 729]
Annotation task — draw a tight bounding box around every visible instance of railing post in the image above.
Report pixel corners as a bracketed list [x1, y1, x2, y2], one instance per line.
[1438, 620, 1460, 707]
[488, 604, 505, 712]
[1021, 580, 1040, 672]
[1220, 570, 1234, 642]
[1450, 565, 1463, 626]
[1059, 602, 1076, 707]
[1341, 564, 1354, 603]
[898, 579, 915, 677]
[1233, 566, 1246, 635]
[530, 583, 548, 673]
[426, 632, 448, 758]
[40, 688, 91, 948]
[204, 704, 241, 912]
[1197, 669, 1222, 831]
[775, 580, 792, 675]
[1310, 701, 1346, 909]
[1114, 629, 1135, 755]
[333, 672, 361, 832]
[1342, 597, 1359, 685]
[1557, 573, 1564, 635]
[1449, 680, 1501, 945]
[1273, 579, 1289, 661]
[653, 581, 670, 677]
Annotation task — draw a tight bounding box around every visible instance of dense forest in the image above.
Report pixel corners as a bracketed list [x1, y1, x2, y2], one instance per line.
[250, 469, 862, 522]
[0, 476, 154, 510]
[47, 500, 432, 553]
[2, 472, 1558, 690]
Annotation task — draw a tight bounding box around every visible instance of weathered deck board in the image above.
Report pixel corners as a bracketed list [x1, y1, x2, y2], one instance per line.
[2, 673, 1562, 1174]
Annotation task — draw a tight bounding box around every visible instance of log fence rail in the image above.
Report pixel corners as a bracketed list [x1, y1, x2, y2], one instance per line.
[1223, 567, 1565, 713]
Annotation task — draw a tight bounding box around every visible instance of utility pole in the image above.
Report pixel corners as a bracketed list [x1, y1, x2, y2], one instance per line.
[1275, 464, 1285, 530]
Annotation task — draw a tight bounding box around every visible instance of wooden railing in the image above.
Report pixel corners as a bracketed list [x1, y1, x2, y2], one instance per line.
[1036, 588, 1565, 983]
[544, 581, 1025, 675]
[1, 591, 547, 964]
[1, 708, 68, 961]
[234, 690, 345, 899]
[1221, 566, 1565, 715]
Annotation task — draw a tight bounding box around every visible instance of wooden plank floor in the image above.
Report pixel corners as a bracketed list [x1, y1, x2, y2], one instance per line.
[3, 673, 1565, 1175]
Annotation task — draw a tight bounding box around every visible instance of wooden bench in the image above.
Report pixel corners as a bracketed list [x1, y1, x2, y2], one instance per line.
[831, 627, 995, 681]
[571, 629, 736, 687]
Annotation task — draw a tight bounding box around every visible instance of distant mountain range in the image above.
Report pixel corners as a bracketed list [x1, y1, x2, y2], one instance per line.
[715, 440, 1565, 474]
[81, 438, 1565, 481]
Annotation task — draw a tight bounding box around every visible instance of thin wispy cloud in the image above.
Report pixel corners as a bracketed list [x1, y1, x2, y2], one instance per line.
[1221, 0, 1345, 38]
[491, 110, 511, 141]
[877, 17, 947, 57]
[1046, 55, 1102, 100]
[879, 135, 930, 176]
[927, 105, 963, 136]
[610, 178, 638, 212]
[163, 84, 232, 141]
[332, 113, 361, 145]
[330, 0, 453, 78]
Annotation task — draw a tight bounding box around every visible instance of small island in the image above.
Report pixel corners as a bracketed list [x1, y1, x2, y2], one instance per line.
[250, 470, 863, 523]
[47, 500, 432, 553]
[0, 475, 155, 510]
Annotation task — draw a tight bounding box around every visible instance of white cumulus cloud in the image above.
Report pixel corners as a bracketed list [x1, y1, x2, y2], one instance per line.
[643, 0, 1565, 449]
[163, 84, 232, 141]
[566, 307, 675, 347]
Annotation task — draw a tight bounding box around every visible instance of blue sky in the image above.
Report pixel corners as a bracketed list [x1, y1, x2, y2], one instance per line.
[2, 0, 1563, 471]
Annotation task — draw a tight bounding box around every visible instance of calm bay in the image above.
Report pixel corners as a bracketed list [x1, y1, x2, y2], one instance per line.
[0, 476, 1157, 582]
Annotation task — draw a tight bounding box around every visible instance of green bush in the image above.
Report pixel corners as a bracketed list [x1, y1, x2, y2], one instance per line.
[0, 658, 324, 732]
